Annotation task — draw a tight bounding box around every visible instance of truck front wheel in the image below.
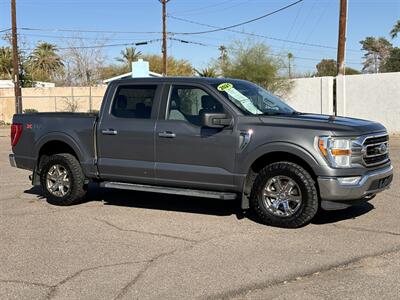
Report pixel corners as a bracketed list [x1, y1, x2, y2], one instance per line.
[250, 162, 318, 228]
[40, 153, 86, 206]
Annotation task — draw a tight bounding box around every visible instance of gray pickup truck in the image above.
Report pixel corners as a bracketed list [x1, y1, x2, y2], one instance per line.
[9, 77, 393, 228]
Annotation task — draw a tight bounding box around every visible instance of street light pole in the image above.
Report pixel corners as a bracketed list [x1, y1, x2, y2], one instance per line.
[11, 0, 22, 114]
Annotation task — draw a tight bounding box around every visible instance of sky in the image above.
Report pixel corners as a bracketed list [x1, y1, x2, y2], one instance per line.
[0, 0, 399, 75]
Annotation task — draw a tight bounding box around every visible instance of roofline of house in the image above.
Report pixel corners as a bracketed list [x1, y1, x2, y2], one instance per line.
[103, 71, 163, 83]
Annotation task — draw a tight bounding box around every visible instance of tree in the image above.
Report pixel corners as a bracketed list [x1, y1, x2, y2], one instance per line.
[141, 54, 193, 76]
[27, 42, 64, 82]
[287, 52, 294, 78]
[220, 41, 291, 95]
[116, 47, 142, 70]
[218, 45, 228, 70]
[316, 59, 336, 76]
[98, 64, 129, 80]
[195, 67, 217, 77]
[0, 47, 13, 79]
[390, 20, 400, 39]
[60, 38, 106, 86]
[344, 67, 361, 75]
[315, 59, 360, 76]
[360, 37, 392, 73]
[381, 48, 400, 72]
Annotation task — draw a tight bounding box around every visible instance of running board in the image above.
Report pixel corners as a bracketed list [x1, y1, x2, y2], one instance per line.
[100, 181, 237, 200]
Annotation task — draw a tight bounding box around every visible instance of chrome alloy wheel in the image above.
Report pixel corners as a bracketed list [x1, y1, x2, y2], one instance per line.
[46, 164, 70, 197]
[263, 176, 302, 217]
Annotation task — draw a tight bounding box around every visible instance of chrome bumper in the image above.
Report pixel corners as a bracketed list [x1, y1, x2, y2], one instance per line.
[9, 154, 17, 168]
[318, 165, 393, 201]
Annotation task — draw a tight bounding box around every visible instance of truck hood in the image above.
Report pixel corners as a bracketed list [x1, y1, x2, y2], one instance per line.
[259, 113, 386, 136]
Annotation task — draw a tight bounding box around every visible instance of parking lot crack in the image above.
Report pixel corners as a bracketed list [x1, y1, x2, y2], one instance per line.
[45, 260, 149, 299]
[94, 217, 198, 243]
[202, 246, 400, 300]
[0, 279, 52, 288]
[112, 249, 180, 300]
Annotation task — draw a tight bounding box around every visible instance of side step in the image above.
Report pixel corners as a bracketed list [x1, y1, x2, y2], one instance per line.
[100, 181, 237, 200]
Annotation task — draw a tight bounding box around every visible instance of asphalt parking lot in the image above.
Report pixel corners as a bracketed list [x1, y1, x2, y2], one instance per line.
[0, 127, 399, 300]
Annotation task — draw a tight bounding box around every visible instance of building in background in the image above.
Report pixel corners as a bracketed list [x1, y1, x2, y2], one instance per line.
[0, 80, 55, 88]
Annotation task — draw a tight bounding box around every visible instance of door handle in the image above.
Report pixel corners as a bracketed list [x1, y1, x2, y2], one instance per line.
[158, 131, 176, 138]
[101, 129, 118, 135]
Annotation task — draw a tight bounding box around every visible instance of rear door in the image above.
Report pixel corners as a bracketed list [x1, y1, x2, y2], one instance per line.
[97, 83, 161, 183]
[154, 84, 238, 191]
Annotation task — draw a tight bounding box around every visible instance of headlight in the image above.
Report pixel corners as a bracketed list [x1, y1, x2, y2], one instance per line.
[318, 137, 353, 168]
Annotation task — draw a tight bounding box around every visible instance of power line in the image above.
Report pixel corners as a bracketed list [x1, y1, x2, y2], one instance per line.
[170, 0, 304, 35]
[19, 27, 162, 34]
[16, 33, 147, 41]
[168, 15, 359, 52]
[169, 37, 362, 65]
[19, 38, 162, 51]
[169, 0, 232, 15]
[0, 28, 11, 33]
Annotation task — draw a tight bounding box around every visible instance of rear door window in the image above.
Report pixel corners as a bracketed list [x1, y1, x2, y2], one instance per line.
[111, 85, 157, 119]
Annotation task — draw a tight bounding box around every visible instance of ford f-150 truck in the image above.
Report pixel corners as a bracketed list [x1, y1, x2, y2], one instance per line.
[9, 77, 393, 228]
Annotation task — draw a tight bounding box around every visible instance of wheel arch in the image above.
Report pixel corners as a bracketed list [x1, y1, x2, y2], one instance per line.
[240, 143, 321, 209]
[35, 133, 84, 171]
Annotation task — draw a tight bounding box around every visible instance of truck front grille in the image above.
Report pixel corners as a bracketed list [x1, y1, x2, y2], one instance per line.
[362, 134, 389, 167]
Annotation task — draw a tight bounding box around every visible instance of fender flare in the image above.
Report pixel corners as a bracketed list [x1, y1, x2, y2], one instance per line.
[239, 142, 323, 210]
[241, 141, 321, 175]
[34, 132, 85, 163]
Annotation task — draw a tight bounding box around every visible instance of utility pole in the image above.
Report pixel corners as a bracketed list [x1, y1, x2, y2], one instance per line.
[11, 0, 22, 114]
[159, 0, 170, 76]
[336, 0, 347, 75]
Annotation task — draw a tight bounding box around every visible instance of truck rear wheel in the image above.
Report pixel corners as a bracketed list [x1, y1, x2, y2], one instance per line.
[250, 162, 318, 228]
[40, 153, 86, 206]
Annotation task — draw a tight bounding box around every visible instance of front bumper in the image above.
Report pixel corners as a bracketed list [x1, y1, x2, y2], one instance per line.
[318, 165, 393, 202]
[9, 154, 17, 168]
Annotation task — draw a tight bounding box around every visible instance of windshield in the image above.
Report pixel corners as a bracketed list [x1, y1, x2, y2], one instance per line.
[212, 81, 295, 115]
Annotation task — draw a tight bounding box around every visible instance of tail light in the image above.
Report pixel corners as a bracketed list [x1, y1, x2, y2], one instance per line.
[11, 123, 23, 147]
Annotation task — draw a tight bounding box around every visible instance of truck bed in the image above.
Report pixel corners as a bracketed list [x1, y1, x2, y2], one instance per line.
[11, 113, 98, 173]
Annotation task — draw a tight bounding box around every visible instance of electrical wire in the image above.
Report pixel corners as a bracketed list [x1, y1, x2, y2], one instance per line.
[168, 15, 359, 52]
[19, 27, 162, 35]
[169, 37, 362, 65]
[17, 33, 146, 42]
[19, 38, 162, 51]
[170, 0, 304, 35]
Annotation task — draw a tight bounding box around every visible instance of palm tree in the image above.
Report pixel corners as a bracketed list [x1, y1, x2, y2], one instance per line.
[116, 47, 142, 70]
[287, 52, 294, 78]
[195, 67, 217, 78]
[28, 42, 64, 82]
[0, 47, 13, 79]
[218, 45, 228, 66]
[390, 20, 400, 39]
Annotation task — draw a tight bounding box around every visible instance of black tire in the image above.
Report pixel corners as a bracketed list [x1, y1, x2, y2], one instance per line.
[250, 162, 318, 228]
[40, 153, 86, 206]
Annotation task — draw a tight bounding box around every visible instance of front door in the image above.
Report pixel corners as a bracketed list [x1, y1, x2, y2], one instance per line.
[97, 84, 160, 183]
[155, 84, 237, 191]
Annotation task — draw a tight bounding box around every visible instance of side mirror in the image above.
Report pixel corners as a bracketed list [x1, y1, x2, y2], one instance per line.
[201, 113, 232, 128]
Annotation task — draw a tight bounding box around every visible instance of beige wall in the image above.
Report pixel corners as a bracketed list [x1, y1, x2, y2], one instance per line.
[285, 72, 400, 134]
[0, 86, 106, 123]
